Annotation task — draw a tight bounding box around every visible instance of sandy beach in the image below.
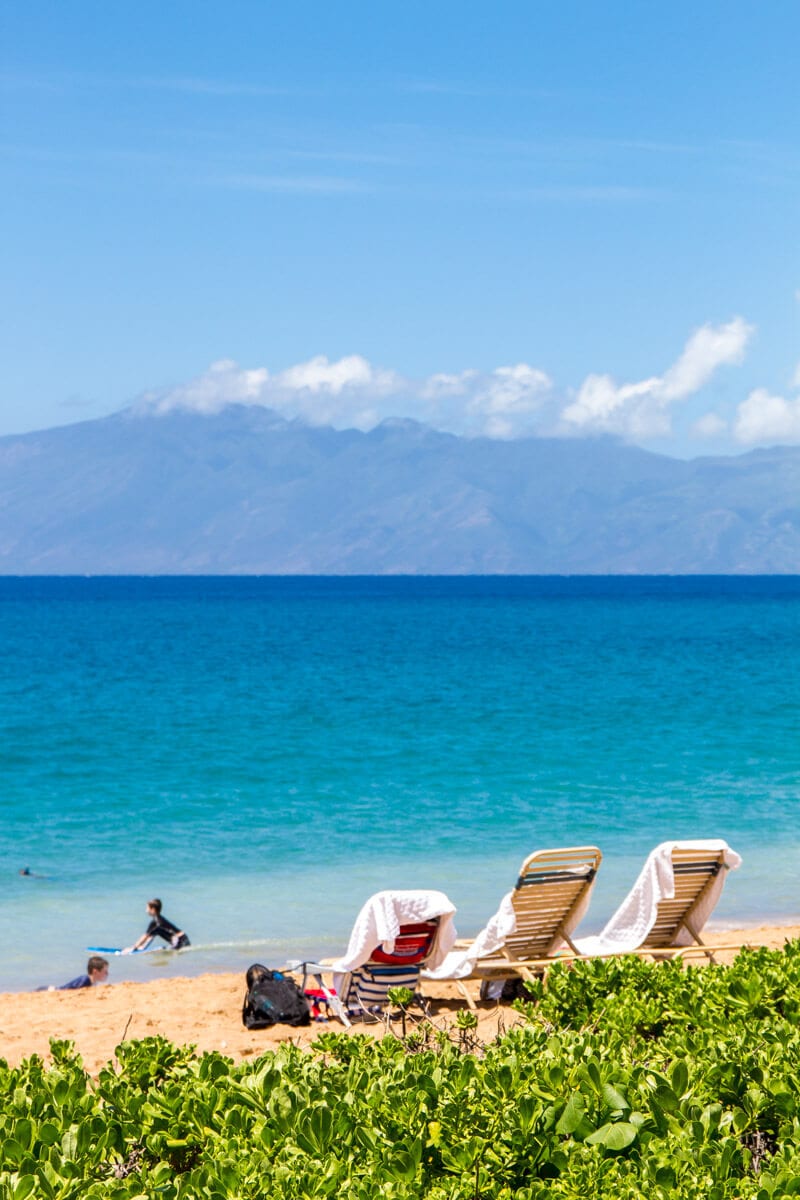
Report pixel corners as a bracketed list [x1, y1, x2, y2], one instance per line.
[1, 923, 796, 1076]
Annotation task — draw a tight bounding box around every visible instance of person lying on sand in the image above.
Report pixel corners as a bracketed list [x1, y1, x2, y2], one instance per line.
[39, 955, 109, 991]
[123, 898, 190, 953]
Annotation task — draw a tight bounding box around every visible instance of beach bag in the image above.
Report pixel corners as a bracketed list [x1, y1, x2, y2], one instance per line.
[242, 964, 311, 1029]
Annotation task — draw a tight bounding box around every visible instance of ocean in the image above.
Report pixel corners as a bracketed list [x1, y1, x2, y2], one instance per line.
[1, 576, 798, 994]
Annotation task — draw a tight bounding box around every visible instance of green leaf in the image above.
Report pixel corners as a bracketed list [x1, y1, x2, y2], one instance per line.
[700, 1103, 722, 1134]
[651, 1085, 679, 1114]
[61, 1125, 78, 1160]
[585, 1121, 638, 1151]
[3, 1138, 24, 1166]
[670, 1060, 689, 1097]
[556, 1093, 585, 1136]
[585, 1060, 602, 1090]
[516, 1095, 540, 1133]
[601, 1083, 629, 1111]
[388, 1145, 421, 1182]
[13, 1119, 33, 1151]
[772, 1090, 796, 1117]
[732, 1107, 750, 1134]
[13, 1176, 36, 1200]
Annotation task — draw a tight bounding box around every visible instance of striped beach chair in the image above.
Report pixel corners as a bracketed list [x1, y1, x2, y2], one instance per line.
[342, 919, 440, 1015]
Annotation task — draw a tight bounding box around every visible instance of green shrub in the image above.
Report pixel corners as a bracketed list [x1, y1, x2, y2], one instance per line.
[3, 944, 800, 1197]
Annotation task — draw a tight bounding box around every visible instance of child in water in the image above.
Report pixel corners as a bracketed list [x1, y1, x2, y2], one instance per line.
[123, 898, 190, 953]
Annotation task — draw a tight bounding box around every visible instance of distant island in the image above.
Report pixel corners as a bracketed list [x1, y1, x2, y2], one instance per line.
[0, 405, 797, 574]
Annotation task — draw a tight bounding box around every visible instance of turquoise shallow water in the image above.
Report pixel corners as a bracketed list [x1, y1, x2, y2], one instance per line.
[1, 576, 798, 992]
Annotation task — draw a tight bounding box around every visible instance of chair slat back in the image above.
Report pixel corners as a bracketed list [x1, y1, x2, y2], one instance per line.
[639, 848, 726, 949]
[504, 846, 602, 960]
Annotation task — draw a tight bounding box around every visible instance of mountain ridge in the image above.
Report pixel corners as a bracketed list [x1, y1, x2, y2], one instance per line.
[0, 406, 797, 573]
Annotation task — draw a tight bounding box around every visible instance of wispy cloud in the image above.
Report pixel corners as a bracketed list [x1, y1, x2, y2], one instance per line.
[0, 72, 65, 93]
[211, 173, 371, 195]
[400, 78, 570, 101]
[496, 184, 659, 203]
[287, 148, 407, 167]
[131, 75, 295, 98]
[0, 69, 297, 99]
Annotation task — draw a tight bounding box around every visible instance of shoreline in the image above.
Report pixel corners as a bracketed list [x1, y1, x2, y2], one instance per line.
[1, 922, 798, 1076]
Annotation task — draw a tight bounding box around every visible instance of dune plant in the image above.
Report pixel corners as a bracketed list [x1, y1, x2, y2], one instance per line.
[4, 945, 800, 1196]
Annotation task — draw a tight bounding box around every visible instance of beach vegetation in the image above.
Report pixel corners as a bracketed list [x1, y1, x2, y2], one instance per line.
[4, 944, 800, 1196]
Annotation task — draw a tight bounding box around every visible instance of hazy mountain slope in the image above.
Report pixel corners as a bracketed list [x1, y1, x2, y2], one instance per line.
[0, 406, 796, 573]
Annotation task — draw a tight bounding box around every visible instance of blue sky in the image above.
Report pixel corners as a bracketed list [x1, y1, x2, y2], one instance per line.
[2, 1, 798, 455]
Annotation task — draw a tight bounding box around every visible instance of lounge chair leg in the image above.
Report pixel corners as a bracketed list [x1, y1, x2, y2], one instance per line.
[456, 979, 477, 1011]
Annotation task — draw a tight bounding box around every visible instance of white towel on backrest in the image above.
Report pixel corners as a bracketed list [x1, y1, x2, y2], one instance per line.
[331, 889, 457, 973]
[423, 891, 517, 980]
[574, 839, 742, 956]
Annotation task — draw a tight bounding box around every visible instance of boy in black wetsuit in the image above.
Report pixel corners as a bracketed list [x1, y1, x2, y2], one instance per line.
[124, 898, 190, 953]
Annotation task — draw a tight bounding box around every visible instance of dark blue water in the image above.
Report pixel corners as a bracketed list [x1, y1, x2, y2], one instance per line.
[1, 576, 798, 991]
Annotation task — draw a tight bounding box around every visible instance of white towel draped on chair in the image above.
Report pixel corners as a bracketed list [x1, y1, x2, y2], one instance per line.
[331, 889, 457, 974]
[574, 839, 742, 957]
[423, 892, 518, 980]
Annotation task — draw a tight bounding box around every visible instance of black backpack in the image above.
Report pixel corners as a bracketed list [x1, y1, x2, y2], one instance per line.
[242, 964, 311, 1029]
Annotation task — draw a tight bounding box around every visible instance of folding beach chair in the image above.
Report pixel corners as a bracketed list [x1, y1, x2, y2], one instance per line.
[341, 919, 441, 1016]
[428, 846, 602, 1007]
[281, 891, 457, 1025]
[329, 888, 457, 1020]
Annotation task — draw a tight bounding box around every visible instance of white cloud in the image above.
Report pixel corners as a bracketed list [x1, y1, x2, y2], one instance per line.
[138, 356, 553, 438]
[733, 388, 800, 445]
[140, 355, 401, 431]
[420, 370, 478, 399]
[141, 358, 269, 416]
[136, 316, 786, 446]
[561, 317, 754, 439]
[660, 317, 752, 400]
[275, 354, 398, 396]
[466, 364, 553, 438]
[562, 373, 665, 436]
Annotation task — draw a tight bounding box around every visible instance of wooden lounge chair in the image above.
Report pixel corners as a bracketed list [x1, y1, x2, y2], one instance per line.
[623, 844, 743, 962]
[438, 846, 602, 1007]
[574, 840, 744, 963]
